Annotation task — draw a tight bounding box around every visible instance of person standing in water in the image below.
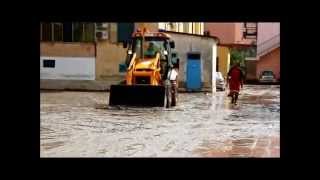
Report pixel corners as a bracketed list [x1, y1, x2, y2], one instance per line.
[226, 62, 244, 105]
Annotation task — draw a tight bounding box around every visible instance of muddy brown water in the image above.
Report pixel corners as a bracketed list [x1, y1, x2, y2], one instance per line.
[40, 85, 280, 157]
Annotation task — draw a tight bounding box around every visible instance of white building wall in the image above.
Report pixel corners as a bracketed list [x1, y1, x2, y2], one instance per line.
[211, 43, 217, 93]
[40, 56, 95, 80]
[165, 32, 218, 91]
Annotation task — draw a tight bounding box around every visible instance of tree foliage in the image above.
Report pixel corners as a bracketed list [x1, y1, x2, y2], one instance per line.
[230, 47, 256, 74]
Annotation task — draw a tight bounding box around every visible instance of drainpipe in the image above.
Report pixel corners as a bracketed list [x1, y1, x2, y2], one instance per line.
[94, 23, 98, 81]
[94, 24, 97, 57]
[142, 28, 145, 62]
[94, 41, 97, 57]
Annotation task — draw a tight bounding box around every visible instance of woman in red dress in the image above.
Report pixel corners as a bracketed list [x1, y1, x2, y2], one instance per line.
[227, 63, 244, 105]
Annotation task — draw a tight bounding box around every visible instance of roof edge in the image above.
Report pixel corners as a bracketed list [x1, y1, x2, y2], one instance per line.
[218, 43, 256, 48]
[159, 29, 219, 42]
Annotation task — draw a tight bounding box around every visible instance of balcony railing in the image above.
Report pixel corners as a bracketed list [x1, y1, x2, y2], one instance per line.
[243, 23, 257, 39]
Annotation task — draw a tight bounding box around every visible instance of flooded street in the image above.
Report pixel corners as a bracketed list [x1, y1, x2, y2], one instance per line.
[40, 85, 280, 157]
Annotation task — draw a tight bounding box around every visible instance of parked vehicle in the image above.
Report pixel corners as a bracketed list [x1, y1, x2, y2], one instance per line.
[259, 70, 276, 83]
[215, 72, 225, 91]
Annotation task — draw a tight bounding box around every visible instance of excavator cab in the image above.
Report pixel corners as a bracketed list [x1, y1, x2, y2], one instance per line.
[109, 29, 178, 107]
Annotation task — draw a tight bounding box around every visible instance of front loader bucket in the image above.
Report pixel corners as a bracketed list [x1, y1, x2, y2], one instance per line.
[109, 85, 165, 107]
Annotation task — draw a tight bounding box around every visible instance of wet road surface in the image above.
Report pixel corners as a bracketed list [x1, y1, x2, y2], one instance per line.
[40, 85, 280, 157]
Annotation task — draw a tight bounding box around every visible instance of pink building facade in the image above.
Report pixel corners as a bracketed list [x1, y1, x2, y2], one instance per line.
[256, 23, 280, 80]
[257, 23, 280, 45]
[204, 23, 257, 45]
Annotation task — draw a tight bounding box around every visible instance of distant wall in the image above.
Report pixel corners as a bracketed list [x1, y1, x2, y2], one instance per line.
[40, 56, 95, 80]
[245, 58, 257, 81]
[256, 47, 280, 80]
[40, 27, 128, 82]
[204, 23, 235, 44]
[40, 42, 95, 57]
[257, 23, 280, 44]
[95, 41, 127, 81]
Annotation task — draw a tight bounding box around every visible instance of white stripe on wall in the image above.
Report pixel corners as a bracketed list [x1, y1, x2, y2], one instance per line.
[40, 56, 95, 80]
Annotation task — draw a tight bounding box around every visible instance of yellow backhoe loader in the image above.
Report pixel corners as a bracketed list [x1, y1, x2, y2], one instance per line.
[109, 28, 179, 107]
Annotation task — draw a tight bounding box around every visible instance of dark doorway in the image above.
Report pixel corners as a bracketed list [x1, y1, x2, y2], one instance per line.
[216, 57, 219, 72]
[63, 22, 73, 42]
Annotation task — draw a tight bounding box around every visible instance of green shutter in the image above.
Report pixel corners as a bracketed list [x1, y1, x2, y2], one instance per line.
[117, 23, 134, 43]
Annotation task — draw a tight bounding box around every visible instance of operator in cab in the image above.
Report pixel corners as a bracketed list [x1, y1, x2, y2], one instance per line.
[144, 42, 159, 58]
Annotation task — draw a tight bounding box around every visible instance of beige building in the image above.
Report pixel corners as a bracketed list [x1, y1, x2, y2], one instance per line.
[159, 22, 204, 35]
[40, 22, 217, 91]
[217, 45, 231, 78]
[41, 23, 145, 89]
[165, 31, 218, 92]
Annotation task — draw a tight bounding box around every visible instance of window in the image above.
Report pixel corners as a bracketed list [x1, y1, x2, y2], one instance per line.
[83, 23, 95, 42]
[262, 71, 274, 76]
[41, 23, 52, 41]
[72, 22, 83, 42]
[40, 22, 96, 42]
[72, 22, 95, 42]
[63, 23, 73, 42]
[193, 23, 195, 34]
[158, 23, 166, 30]
[133, 37, 167, 59]
[243, 22, 257, 38]
[200, 23, 204, 35]
[53, 23, 63, 41]
[168, 23, 175, 31]
[43, 59, 55, 68]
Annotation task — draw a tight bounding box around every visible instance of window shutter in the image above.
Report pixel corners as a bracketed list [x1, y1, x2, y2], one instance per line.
[63, 22, 73, 42]
[117, 23, 134, 43]
[41, 23, 52, 41]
